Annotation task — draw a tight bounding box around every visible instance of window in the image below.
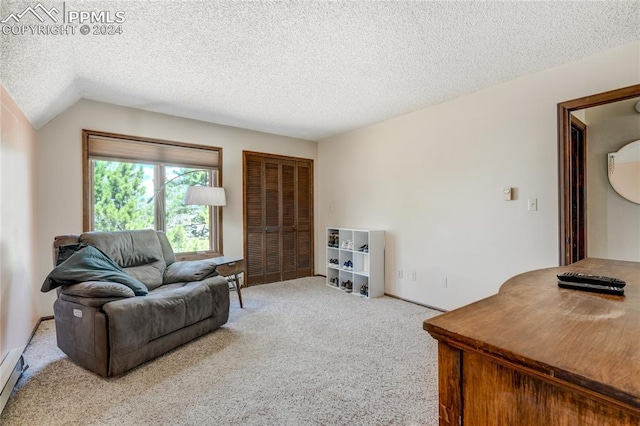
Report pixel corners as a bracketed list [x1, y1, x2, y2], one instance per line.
[83, 130, 223, 257]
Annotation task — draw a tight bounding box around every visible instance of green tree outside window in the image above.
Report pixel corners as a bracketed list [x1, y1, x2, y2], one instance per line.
[93, 160, 214, 253]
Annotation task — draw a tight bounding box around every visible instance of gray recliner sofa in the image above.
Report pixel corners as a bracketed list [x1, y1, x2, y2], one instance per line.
[43, 229, 230, 377]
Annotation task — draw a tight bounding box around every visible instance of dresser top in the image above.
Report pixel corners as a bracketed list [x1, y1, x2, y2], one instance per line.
[424, 258, 640, 408]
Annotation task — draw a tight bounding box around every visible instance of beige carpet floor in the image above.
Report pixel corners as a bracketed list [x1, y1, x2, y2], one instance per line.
[1, 277, 441, 425]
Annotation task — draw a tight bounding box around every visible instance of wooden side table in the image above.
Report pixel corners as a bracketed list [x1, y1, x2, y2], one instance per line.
[211, 256, 244, 308]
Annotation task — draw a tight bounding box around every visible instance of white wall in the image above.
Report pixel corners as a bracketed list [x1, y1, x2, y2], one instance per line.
[36, 100, 317, 316]
[0, 83, 39, 392]
[586, 98, 640, 261]
[317, 42, 640, 311]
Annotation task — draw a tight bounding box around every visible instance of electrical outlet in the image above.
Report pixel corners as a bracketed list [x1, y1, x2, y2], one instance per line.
[411, 271, 417, 281]
[527, 198, 538, 211]
[440, 277, 448, 288]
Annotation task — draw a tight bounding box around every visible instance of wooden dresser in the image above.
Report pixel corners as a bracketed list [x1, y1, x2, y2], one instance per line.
[424, 258, 640, 425]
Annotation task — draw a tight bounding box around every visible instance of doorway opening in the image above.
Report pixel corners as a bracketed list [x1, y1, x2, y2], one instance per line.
[558, 84, 640, 265]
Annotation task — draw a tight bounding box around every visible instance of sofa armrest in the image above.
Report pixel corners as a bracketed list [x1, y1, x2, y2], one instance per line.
[58, 281, 135, 308]
[163, 260, 218, 284]
[60, 281, 135, 299]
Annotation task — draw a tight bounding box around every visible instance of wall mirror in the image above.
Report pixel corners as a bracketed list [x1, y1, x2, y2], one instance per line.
[608, 139, 640, 204]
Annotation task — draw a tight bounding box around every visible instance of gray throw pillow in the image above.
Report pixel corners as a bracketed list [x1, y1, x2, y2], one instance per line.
[61, 281, 135, 298]
[163, 260, 218, 284]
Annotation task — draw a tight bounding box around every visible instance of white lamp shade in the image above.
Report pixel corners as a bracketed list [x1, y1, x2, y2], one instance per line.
[184, 186, 226, 206]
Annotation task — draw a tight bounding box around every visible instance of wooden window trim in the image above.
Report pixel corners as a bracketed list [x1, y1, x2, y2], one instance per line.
[82, 129, 224, 258]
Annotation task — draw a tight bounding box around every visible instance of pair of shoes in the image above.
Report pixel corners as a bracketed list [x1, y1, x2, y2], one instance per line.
[358, 244, 368, 253]
[328, 234, 339, 247]
[360, 284, 368, 296]
[341, 240, 354, 250]
[340, 280, 353, 293]
[342, 260, 353, 270]
[329, 258, 339, 265]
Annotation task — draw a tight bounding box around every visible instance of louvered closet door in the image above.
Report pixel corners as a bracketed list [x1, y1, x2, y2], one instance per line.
[295, 161, 312, 278]
[281, 160, 297, 281]
[244, 152, 314, 285]
[245, 155, 266, 285]
[263, 159, 282, 283]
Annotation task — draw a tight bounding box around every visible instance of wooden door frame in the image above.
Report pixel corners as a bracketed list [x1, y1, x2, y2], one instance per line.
[558, 84, 640, 265]
[242, 150, 315, 284]
[569, 115, 587, 263]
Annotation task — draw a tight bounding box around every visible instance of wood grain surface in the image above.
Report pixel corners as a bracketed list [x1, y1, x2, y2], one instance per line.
[424, 258, 640, 424]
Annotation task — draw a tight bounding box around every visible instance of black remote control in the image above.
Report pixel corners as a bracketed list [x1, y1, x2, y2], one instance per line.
[558, 281, 624, 296]
[556, 272, 626, 288]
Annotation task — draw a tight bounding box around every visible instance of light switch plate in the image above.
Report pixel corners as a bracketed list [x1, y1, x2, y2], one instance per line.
[503, 187, 512, 201]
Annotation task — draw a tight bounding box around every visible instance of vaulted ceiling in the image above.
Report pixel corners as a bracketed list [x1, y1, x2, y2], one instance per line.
[1, 1, 638, 140]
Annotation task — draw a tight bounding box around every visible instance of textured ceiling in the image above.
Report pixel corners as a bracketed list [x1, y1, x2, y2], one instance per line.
[1, 1, 639, 140]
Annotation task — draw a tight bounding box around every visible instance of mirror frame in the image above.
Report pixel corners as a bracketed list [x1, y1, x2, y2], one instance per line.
[558, 84, 640, 266]
[608, 139, 640, 205]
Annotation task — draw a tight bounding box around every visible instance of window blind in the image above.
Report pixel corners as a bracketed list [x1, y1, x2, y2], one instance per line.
[87, 134, 220, 168]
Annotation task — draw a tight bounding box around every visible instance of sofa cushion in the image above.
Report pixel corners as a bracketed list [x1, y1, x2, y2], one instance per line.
[102, 276, 229, 353]
[163, 260, 218, 284]
[155, 231, 176, 266]
[80, 230, 166, 290]
[41, 246, 148, 296]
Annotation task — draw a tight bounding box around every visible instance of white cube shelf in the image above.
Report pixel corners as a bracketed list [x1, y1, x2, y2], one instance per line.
[326, 227, 385, 298]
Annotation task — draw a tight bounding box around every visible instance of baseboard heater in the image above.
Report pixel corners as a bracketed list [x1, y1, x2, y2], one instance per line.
[0, 353, 29, 413]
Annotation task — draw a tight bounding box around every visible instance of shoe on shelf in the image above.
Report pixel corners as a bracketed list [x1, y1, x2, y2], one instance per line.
[360, 284, 368, 296]
[347, 260, 353, 270]
[345, 280, 353, 293]
[358, 244, 368, 252]
[341, 240, 354, 250]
